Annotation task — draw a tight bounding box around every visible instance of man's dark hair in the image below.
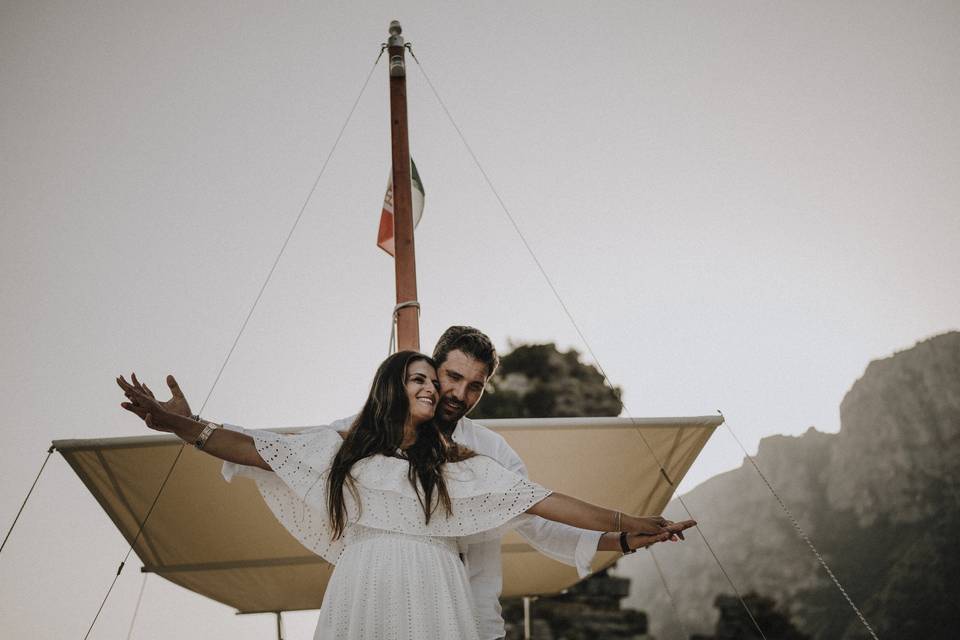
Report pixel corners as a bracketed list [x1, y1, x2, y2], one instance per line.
[432, 326, 500, 378]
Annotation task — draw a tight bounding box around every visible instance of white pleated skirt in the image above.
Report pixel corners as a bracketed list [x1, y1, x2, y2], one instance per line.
[313, 526, 480, 640]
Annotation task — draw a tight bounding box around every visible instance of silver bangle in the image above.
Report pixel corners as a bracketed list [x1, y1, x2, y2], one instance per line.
[194, 421, 221, 450]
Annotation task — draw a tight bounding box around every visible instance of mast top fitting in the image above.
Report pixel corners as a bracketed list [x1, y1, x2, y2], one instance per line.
[388, 20, 404, 47]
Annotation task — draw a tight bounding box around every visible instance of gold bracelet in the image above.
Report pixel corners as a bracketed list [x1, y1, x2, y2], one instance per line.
[615, 510, 623, 531]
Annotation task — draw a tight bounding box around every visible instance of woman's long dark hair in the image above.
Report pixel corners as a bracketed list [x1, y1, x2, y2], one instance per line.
[326, 351, 475, 539]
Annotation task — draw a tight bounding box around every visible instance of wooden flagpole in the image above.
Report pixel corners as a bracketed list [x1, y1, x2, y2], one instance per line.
[387, 20, 420, 351]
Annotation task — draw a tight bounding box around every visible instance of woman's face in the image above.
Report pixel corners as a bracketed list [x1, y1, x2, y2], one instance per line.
[404, 359, 440, 425]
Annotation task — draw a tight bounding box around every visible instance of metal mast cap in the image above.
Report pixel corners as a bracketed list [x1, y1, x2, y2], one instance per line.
[388, 20, 404, 47]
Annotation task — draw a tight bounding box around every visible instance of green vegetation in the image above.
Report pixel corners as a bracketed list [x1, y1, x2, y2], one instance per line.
[472, 343, 622, 419]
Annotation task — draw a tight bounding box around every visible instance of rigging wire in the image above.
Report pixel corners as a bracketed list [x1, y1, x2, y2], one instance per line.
[83, 446, 186, 640]
[197, 43, 388, 416]
[125, 574, 149, 640]
[0, 446, 54, 556]
[719, 411, 880, 640]
[670, 494, 767, 639]
[79, 47, 387, 640]
[407, 49, 770, 640]
[388, 300, 421, 354]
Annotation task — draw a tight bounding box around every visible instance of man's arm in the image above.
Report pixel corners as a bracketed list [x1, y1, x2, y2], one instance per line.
[512, 511, 602, 577]
[513, 510, 664, 574]
[491, 430, 685, 574]
[329, 415, 357, 433]
[485, 430, 609, 575]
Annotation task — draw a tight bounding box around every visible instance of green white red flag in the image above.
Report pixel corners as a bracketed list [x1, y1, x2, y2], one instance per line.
[377, 159, 425, 256]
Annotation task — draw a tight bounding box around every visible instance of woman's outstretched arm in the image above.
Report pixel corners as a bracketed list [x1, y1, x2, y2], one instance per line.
[117, 374, 272, 470]
[526, 491, 695, 541]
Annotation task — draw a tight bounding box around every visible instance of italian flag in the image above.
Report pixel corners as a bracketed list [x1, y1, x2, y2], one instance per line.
[377, 159, 425, 256]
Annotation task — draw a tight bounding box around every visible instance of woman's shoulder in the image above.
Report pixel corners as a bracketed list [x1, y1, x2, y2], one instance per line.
[248, 426, 345, 470]
[277, 426, 345, 445]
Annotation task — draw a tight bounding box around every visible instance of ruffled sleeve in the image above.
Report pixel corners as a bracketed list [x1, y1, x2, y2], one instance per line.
[349, 453, 552, 541]
[222, 429, 551, 563]
[221, 428, 347, 563]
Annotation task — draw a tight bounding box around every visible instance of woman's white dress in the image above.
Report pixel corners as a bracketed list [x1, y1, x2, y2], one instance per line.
[227, 428, 551, 640]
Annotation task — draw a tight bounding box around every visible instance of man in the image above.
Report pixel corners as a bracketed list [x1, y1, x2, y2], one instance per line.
[125, 326, 677, 640]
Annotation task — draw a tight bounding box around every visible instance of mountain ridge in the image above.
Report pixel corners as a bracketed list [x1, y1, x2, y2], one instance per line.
[622, 331, 960, 639]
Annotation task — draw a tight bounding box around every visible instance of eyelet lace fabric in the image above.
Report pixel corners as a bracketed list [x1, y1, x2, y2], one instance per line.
[316, 524, 479, 639]
[225, 428, 552, 639]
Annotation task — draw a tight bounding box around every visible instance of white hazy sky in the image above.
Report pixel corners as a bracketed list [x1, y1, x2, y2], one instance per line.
[2, 1, 958, 638]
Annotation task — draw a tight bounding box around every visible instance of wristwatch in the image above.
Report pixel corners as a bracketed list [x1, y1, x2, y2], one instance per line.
[619, 531, 636, 555]
[194, 421, 221, 450]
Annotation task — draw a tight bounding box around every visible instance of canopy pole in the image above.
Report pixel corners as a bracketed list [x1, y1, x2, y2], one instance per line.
[386, 20, 419, 351]
[125, 574, 149, 640]
[275, 611, 283, 640]
[648, 547, 691, 639]
[522, 596, 532, 640]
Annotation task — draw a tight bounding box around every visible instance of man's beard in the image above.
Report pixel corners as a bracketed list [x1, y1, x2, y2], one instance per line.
[436, 398, 467, 433]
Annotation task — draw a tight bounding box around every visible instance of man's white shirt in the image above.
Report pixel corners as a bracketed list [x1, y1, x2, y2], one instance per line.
[223, 416, 601, 640]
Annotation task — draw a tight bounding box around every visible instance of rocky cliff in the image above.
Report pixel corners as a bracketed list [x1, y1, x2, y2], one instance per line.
[623, 332, 960, 640]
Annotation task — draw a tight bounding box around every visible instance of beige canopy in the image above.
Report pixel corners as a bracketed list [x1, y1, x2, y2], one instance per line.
[54, 415, 719, 614]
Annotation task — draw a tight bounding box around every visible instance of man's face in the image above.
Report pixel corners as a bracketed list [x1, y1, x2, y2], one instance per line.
[435, 349, 489, 427]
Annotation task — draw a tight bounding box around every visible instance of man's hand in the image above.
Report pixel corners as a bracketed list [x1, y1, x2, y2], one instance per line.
[627, 515, 691, 541]
[631, 515, 670, 535]
[625, 531, 672, 550]
[627, 519, 696, 550]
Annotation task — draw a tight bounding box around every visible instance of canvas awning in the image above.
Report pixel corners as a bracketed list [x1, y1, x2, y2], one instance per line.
[54, 415, 720, 614]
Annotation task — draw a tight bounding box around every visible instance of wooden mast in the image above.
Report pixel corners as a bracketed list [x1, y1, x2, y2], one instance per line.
[387, 20, 420, 351]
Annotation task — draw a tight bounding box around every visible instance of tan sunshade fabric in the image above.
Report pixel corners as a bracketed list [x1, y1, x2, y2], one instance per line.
[54, 415, 720, 613]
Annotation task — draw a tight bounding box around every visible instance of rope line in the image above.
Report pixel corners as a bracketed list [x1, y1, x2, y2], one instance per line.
[125, 574, 149, 640]
[80, 48, 386, 640]
[83, 445, 186, 639]
[648, 547, 691, 640]
[408, 51, 769, 640]
[196, 45, 386, 416]
[719, 411, 880, 640]
[674, 493, 768, 639]
[406, 49, 613, 389]
[388, 300, 421, 354]
[0, 446, 54, 557]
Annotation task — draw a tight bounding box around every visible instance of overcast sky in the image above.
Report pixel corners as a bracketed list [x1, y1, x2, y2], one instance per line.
[2, 1, 958, 638]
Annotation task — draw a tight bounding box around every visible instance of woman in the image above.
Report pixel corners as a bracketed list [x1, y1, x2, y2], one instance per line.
[118, 351, 694, 639]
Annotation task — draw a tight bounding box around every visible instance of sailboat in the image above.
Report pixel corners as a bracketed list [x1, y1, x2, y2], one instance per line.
[51, 22, 722, 637]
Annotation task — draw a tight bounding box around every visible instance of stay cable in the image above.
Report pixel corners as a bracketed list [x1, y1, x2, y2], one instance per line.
[78, 47, 386, 640]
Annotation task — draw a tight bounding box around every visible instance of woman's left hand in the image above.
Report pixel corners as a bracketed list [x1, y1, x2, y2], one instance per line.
[117, 373, 174, 433]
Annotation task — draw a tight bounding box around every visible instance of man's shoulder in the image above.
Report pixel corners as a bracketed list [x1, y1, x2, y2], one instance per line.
[458, 417, 523, 467]
[329, 414, 357, 432]
[459, 416, 506, 443]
